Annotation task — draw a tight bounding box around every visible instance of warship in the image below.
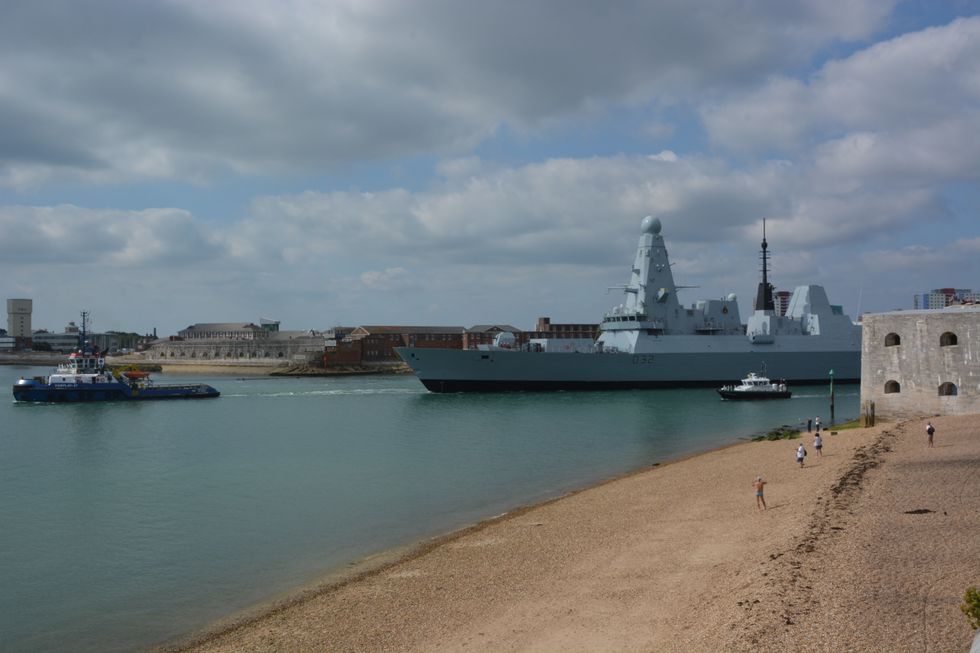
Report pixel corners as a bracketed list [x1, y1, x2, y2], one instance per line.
[396, 216, 861, 392]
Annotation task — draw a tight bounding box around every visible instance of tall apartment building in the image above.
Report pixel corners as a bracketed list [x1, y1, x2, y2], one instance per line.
[774, 291, 792, 316]
[6, 298, 32, 343]
[914, 288, 980, 309]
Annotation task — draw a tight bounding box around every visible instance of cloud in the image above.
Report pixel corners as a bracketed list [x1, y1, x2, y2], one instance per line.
[702, 16, 980, 165]
[360, 267, 411, 290]
[0, 0, 893, 187]
[0, 205, 221, 265]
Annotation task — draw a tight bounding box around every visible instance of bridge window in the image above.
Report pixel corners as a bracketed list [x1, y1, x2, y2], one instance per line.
[884, 380, 900, 394]
[884, 333, 900, 346]
[940, 332, 958, 347]
[938, 382, 958, 396]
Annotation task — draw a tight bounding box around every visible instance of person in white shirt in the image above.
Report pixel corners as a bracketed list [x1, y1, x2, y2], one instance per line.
[796, 443, 807, 467]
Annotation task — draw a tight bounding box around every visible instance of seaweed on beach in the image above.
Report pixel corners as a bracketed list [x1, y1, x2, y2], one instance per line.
[751, 425, 801, 442]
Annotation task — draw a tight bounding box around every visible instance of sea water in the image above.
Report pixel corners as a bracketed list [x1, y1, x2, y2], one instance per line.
[0, 365, 857, 652]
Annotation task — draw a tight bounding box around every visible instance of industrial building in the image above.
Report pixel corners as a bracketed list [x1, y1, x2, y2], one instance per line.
[6, 298, 32, 346]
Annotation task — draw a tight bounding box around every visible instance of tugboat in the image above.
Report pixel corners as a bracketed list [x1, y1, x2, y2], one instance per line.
[12, 313, 219, 403]
[717, 370, 791, 400]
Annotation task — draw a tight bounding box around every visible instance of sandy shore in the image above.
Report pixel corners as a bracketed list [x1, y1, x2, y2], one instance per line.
[171, 415, 979, 653]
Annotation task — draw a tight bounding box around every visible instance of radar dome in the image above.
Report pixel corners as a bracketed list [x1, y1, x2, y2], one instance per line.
[640, 215, 662, 234]
[727, 293, 737, 302]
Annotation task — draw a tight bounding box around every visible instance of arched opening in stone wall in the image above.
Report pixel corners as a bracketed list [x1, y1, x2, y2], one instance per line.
[938, 382, 958, 396]
[940, 332, 958, 347]
[884, 333, 901, 346]
[884, 380, 900, 394]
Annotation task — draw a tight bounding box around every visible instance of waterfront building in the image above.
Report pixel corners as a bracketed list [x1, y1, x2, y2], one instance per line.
[31, 330, 79, 352]
[345, 326, 464, 362]
[860, 305, 980, 419]
[518, 317, 599, 344]
[178, 322, 271, 340]
[464, 325, 522, 349]
[152, 320, 325, 363]
[324, 326, 466, 367]
[914, 288, 980, 309]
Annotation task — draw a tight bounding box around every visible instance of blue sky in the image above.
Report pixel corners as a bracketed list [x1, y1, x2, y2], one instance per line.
[2, 0, 979, 335]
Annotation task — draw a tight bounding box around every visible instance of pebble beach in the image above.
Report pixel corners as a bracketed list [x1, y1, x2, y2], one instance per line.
[172, 414, 980, 653]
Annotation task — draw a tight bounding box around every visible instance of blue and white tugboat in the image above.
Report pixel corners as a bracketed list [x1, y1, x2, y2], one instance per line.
[12, 313, 219, 403]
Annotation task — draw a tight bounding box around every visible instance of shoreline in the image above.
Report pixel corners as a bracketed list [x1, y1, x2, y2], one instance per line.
[163, 439, 747, 651]
[166, 415, 979, 652]
[168, 416, 980, 651]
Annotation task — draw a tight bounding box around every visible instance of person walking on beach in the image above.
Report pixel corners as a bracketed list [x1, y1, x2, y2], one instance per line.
[814, 416, 821, 432]
[796, 443, 807, 467]
[753, 476, 767, 510]
[813, 433, 823, 456]
[926, 421, 935, 447]
[807, 418, 812, 433]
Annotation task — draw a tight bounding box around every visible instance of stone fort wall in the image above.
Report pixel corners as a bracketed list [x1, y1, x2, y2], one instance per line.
[861, 308, 980, 420]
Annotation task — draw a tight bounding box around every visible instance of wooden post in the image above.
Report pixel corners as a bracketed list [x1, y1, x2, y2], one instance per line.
[829, 368, 835, 425]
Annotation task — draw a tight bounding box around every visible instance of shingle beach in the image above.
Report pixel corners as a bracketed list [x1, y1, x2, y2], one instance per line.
[173, 414, 979, 653]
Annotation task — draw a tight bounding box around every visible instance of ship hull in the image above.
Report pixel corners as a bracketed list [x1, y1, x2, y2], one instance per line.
[12, 380, 220, 402]
[396, 344, 859, 393]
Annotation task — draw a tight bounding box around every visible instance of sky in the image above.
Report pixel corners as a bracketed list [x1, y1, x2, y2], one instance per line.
[2, 0, 979, 335]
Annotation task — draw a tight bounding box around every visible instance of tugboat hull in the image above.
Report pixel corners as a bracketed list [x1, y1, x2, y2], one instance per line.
[13, 378, 220, 402]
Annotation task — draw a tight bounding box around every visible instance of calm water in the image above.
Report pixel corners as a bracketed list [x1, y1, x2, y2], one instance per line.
[0, 365, 857, 652]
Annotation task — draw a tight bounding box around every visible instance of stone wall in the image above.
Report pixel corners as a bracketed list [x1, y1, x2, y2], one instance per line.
[860, 307, 980, 419]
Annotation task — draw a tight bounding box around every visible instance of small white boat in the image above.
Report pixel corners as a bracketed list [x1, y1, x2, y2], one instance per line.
[717, 371, 791, 400]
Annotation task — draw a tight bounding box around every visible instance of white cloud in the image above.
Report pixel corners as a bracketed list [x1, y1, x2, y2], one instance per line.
[0, 205, 221, 265]
[703, 16, 980, 162]
[0, 0, 894, 187]
[360, 267, 411, 290]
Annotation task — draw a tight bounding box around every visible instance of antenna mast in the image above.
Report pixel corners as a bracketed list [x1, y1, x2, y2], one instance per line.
[79, 310, 89, 352]
[754, 220, 775, 312]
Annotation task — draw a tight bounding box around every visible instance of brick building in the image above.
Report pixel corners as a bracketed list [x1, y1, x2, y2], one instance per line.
[340, 326, 464, 363]
[463, 325, 522, 349]
[522, 317, 599, 342]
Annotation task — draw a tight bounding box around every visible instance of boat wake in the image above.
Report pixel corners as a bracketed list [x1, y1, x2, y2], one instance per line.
[223, 388, 425, 398]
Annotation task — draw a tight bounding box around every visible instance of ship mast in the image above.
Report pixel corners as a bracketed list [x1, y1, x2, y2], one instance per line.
[79, 310, 89, 352]
[754, 220, 775, 312]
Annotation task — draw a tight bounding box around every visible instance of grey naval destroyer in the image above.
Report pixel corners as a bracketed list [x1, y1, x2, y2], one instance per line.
[396, 216, 861, 392]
